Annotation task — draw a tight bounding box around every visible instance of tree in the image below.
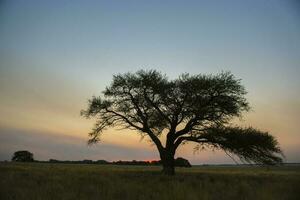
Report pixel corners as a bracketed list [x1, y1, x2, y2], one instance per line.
[12, 150, 34, 162]
[81, 70, 283, 175]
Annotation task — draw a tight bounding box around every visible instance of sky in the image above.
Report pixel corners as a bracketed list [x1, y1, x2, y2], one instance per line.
[0, 0, 299, 164]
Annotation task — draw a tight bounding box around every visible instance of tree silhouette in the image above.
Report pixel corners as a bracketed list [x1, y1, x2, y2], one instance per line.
[81, 70, 283, 175]
[12, 150, 34, 162]
[175, 157, 192, 167]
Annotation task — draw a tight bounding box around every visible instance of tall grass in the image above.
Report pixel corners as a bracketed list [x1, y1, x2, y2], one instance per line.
[0, 162, 299, 200]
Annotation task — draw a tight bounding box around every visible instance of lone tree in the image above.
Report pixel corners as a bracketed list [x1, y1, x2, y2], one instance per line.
[82, 70, 283, 175]
[12, 150, 34, 162]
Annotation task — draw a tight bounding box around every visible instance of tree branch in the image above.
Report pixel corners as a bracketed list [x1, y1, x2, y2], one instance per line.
[143, 89, 172, 124]
[174, 135, 208, 150]
[105, 108, 164, 151]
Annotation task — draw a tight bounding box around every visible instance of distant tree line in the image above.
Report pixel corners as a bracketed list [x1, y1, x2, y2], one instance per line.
[47, 159, 110, 165]
[111, 157, 191, 167]
[11, 150, 191, 167]
[47, 157, 191, 167]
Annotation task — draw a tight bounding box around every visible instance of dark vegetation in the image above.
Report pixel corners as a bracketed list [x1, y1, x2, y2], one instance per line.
[82, 70, 283, 175]
[11, 150, 191, 167]
[11, 150, 34, 162]
[1, 162, 299, 200]
[46, 157, 191, 167]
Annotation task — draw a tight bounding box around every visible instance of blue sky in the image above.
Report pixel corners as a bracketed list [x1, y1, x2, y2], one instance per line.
[0, 0, 299, 163]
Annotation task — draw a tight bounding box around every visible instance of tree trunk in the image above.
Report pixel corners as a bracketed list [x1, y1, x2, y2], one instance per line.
[160, 151, 175, 175]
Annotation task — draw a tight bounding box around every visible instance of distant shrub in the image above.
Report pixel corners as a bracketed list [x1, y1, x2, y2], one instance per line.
[175, 157, 192, 167]
[12, 150, 34, 162]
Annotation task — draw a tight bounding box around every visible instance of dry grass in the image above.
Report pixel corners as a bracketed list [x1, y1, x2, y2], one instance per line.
[0, 162, 299, 200]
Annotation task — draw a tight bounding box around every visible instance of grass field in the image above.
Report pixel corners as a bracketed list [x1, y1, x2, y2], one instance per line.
[0, 162, 299, 200]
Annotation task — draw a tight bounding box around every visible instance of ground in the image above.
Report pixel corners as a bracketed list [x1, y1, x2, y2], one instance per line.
[0, 162, 299, 200]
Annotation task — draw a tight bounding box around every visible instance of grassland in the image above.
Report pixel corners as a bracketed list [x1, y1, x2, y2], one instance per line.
[0, 162, 299, 200]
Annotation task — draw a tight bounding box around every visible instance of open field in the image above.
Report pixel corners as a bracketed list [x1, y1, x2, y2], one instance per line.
[0, 162, 299, 200]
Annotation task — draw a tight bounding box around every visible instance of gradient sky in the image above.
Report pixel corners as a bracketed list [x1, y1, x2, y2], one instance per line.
[0, 0, 299, 164]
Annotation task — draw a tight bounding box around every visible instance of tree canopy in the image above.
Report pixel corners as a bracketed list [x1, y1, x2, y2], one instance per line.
[12, 150, 34, 162]
[82, 70, 283, 175]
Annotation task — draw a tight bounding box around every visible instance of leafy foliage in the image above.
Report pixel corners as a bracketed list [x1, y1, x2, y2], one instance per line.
[194, 126, 283, 164]
[12, 150, 34, 162]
